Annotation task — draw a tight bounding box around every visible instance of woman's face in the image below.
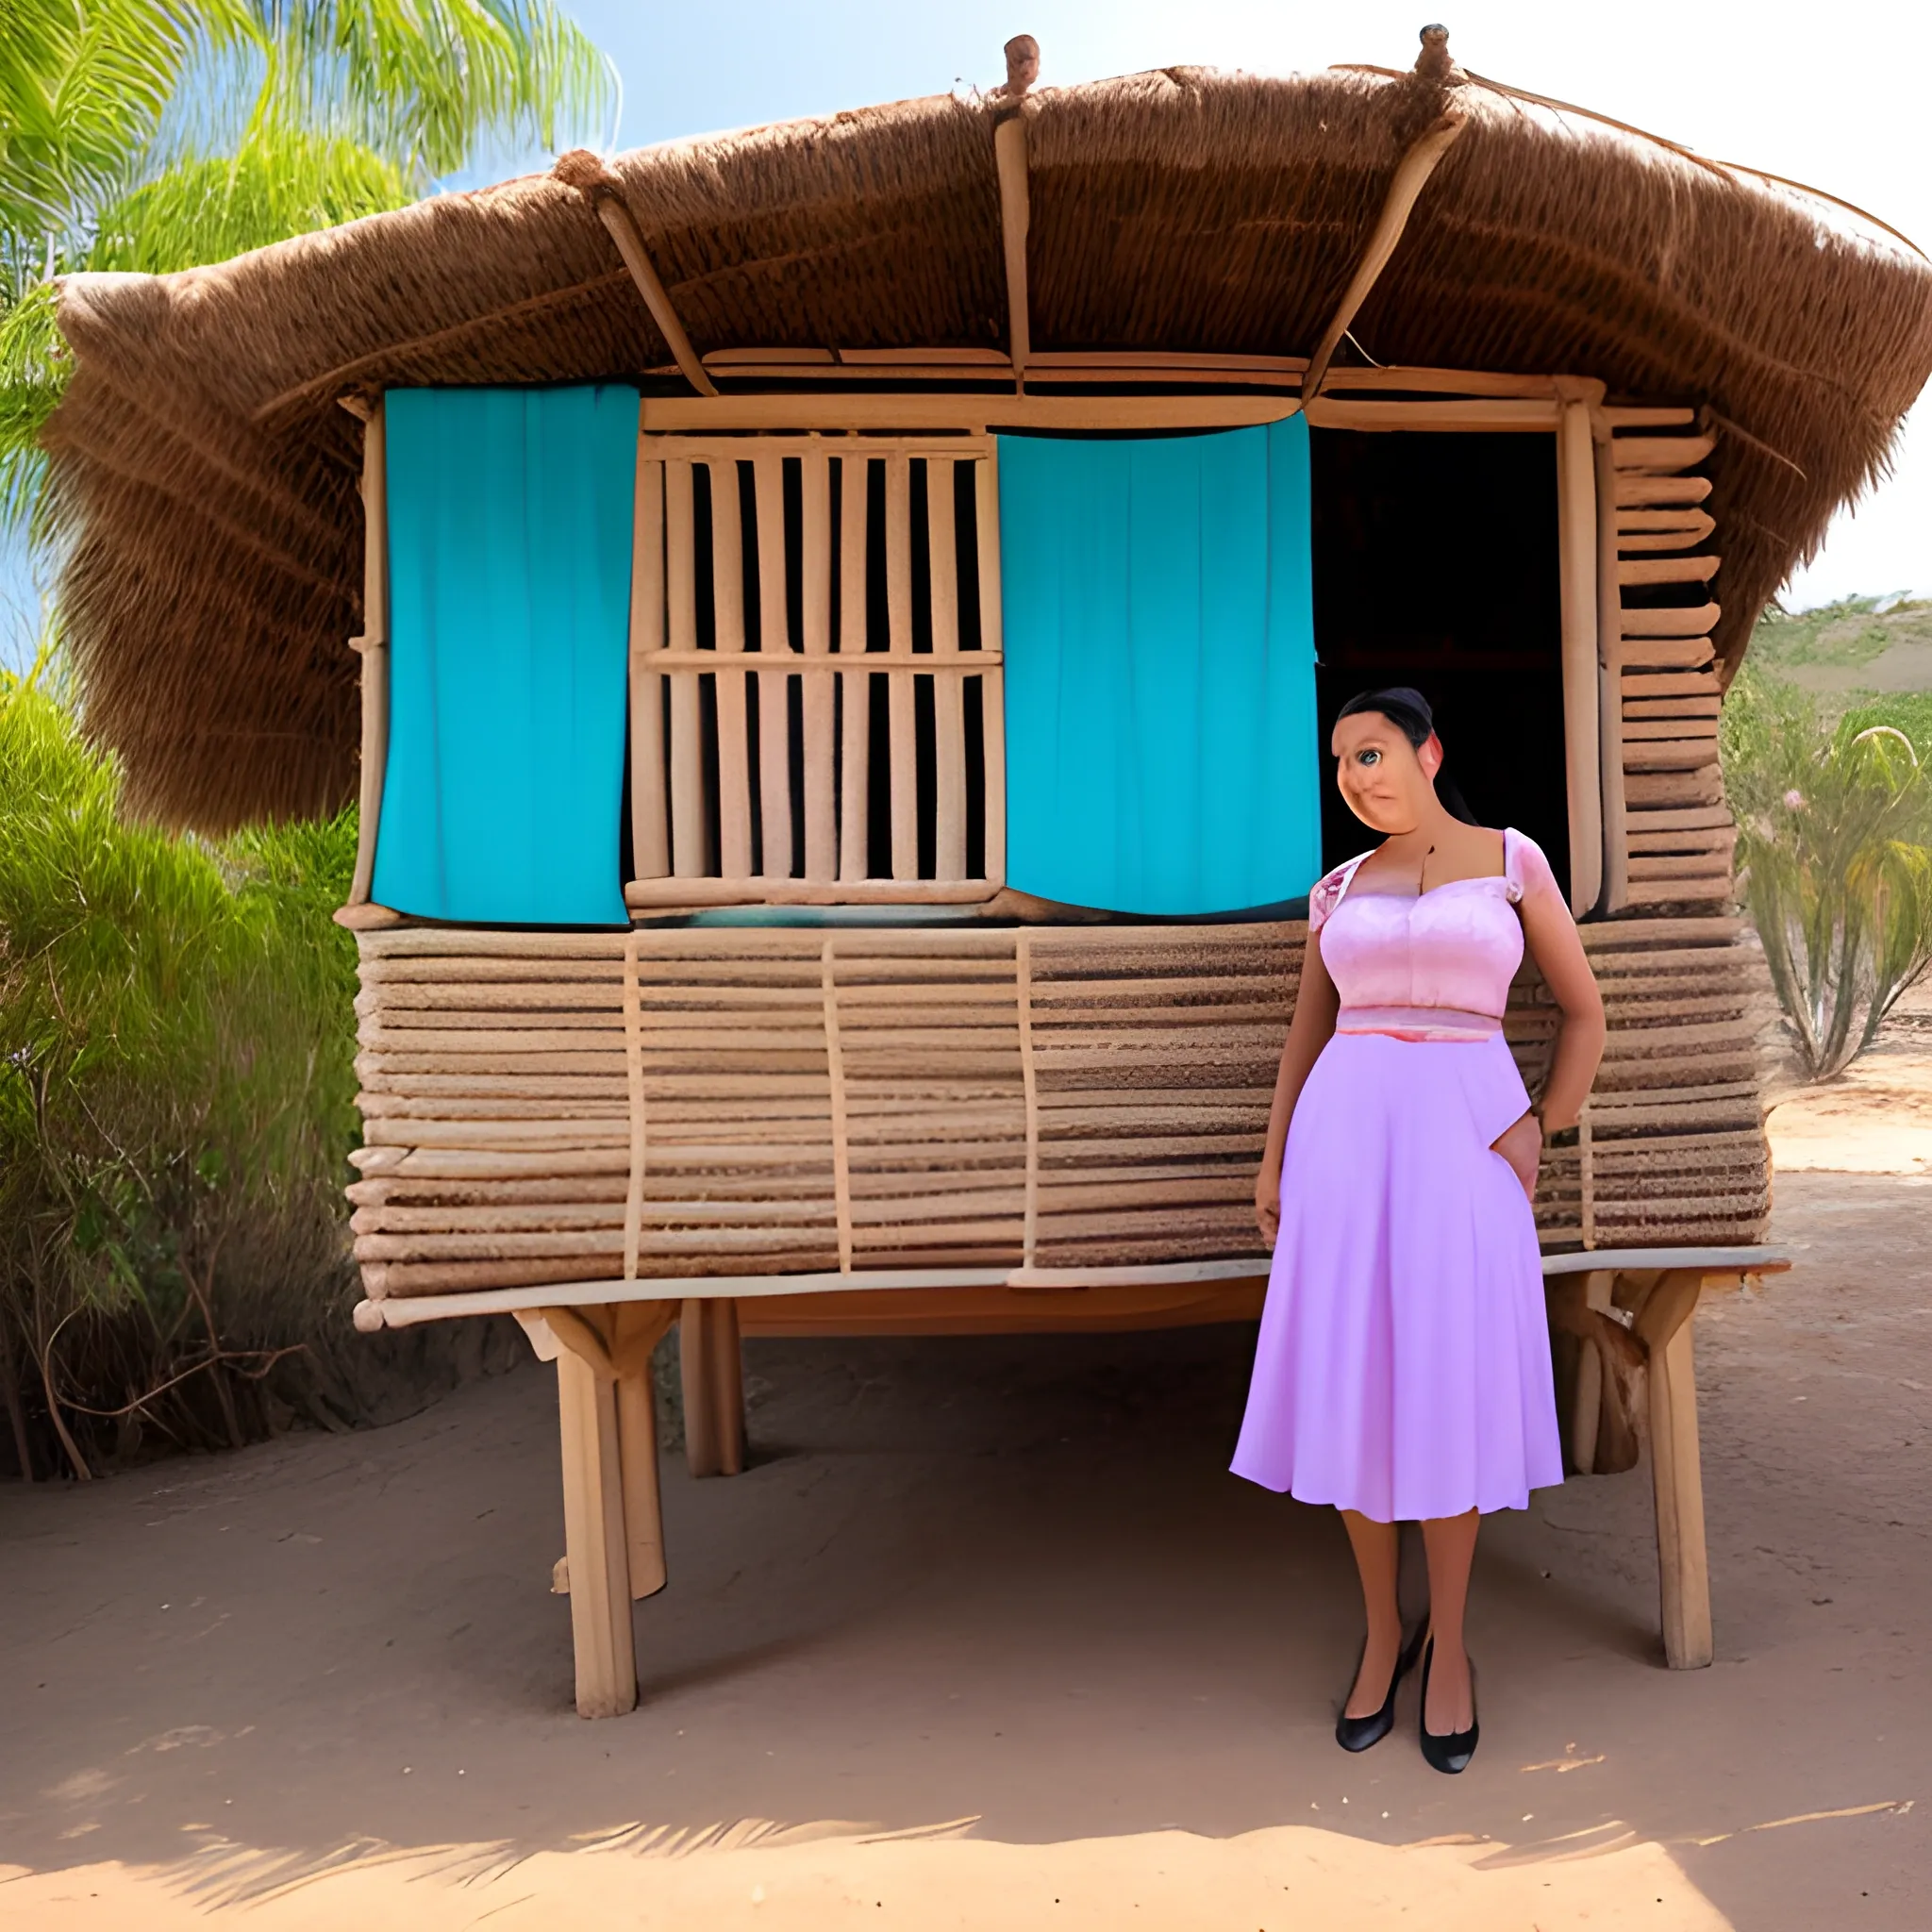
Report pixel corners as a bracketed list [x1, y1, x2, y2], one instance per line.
[1331, 711, 1443, 834]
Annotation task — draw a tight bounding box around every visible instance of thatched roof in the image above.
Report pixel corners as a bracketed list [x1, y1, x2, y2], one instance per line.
[46, 57, 1932, 829]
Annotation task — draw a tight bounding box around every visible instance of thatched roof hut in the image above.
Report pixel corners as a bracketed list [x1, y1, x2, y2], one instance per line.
[43, 35, 1907, 1715]
[45, 50, 1932, 830]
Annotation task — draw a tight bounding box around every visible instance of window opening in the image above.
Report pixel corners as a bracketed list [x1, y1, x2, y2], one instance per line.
[628, 436, 1005, 908]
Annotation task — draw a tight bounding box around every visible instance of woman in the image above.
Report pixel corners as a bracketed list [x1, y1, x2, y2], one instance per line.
[1232, 687, 1605, 1774]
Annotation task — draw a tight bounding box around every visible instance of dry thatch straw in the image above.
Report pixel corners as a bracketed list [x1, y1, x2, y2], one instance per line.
[43, 59, 1932, 830]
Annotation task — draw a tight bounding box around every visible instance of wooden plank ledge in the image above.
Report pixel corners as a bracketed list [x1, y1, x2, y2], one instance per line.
[353, 1246, 1791, 1329]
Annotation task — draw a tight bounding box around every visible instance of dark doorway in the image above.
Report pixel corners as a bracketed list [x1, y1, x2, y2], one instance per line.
[1309, 429, 1570, 898]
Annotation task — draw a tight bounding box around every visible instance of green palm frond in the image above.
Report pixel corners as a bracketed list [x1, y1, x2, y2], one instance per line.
[2, 120, 409, 532]
[242, 2, 615, 179]
[0, 2, 244, 250]
[2, 0, 615, 541]
[89, 119, 410, 271]
[0, 277, 62, 531]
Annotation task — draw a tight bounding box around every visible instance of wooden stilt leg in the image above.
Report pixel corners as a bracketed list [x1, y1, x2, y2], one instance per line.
[1570, 1342, 1603, 1477]
[616, 1372, 666, 1599]
[1637, 1271, 1713, 1670]
[612, 1301, 674, 1600]
[1569, 1269, 1614, 1476]
[680, 1297, 746, 1477]
[556, 1351, 637, 1717]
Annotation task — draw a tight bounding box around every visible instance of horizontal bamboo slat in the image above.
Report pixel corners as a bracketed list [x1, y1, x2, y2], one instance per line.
[1613, 434, 1717, 471]
[1614, 475, 1713, 508]
[1619, 555, 1721, 586]
[1620, 602, 1721, 639]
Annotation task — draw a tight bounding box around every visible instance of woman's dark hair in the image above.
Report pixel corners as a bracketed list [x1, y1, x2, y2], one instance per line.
[1334, 686, 1478, 824]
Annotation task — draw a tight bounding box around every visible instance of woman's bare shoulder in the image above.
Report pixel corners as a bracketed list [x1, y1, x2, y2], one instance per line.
[1416, 824, 1507, 880]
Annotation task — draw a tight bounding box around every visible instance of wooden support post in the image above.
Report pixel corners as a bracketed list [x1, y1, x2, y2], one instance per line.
[348, 400, 390, 906]
[1565, 1269, 1616, 1474]
[616, 1372, 665, 1598]
[1637, 1270, 1713, 1669]
[555, 1347, 637, 1717]
[680, 1296, 746, 1477]
[1557, 399, 1605, 915]
[612, 1303, 674, 1601]
[1594, 428, 1629, 912]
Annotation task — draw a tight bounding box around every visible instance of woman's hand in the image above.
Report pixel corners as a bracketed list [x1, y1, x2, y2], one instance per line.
[1253, 930, 1337, 1252]
[1490, 1109, 1541, 1201]
[1256, 1160, 1282, 1244]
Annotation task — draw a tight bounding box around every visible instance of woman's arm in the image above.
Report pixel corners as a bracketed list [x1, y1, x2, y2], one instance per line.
[1256, 931, 1341, 1242]
[1517, 885, 1606, 1132]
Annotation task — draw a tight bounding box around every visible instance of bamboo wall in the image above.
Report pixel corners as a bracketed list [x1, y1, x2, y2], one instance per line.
[348, 918, 1771, 1305]
[1602, 414, 1732, 911]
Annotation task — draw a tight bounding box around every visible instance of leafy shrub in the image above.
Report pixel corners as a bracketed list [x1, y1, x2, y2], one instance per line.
[1722, 663, 1932, 1078]
[0, 666, 362, 1477]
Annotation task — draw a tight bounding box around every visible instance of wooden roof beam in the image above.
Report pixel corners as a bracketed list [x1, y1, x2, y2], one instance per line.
[993, 35, 1039, 388]
[554, 150, 719, 398]
[1303, 107, 1468, 399]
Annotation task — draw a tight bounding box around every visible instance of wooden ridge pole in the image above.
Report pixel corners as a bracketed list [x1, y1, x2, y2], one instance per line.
[1302, 108, 1468, 399]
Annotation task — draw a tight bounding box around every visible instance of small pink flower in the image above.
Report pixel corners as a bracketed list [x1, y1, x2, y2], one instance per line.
[1783, 789, 1806, 810]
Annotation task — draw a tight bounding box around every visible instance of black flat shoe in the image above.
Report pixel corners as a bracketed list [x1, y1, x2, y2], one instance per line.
[1336, 1623, 1427, 1753]
[1418, 1638, 1479, 1774]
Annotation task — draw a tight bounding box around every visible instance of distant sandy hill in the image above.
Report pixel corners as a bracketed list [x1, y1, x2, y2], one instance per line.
[1751, 595, 1932, 699]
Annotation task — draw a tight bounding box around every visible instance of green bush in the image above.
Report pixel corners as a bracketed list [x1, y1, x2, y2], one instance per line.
[0, 665, 362, 1477]
[1722, 663, 1932, 1079]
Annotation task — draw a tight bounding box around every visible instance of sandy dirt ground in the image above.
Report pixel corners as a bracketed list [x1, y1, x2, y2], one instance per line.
[1761, 979, 1932, 1176]
[4, 1038, 1929, 1928]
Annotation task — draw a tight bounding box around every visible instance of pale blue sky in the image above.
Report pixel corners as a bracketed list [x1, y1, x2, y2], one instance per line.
[8, 2, 1926, 670]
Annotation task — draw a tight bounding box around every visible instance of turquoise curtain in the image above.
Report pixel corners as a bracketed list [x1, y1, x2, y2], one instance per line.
[997, 419, 1322, 915]
[372, 385, 637, 925]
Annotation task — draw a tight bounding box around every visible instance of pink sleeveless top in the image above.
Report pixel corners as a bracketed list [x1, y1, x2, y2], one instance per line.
[1307, 827, 1561, 1042]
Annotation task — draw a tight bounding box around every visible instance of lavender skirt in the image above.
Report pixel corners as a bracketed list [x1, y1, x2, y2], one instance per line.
[1230, 1029, 1563, 1523]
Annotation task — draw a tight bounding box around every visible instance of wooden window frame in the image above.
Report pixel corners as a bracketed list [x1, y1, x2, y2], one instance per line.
[624, 432, 1007, 910]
